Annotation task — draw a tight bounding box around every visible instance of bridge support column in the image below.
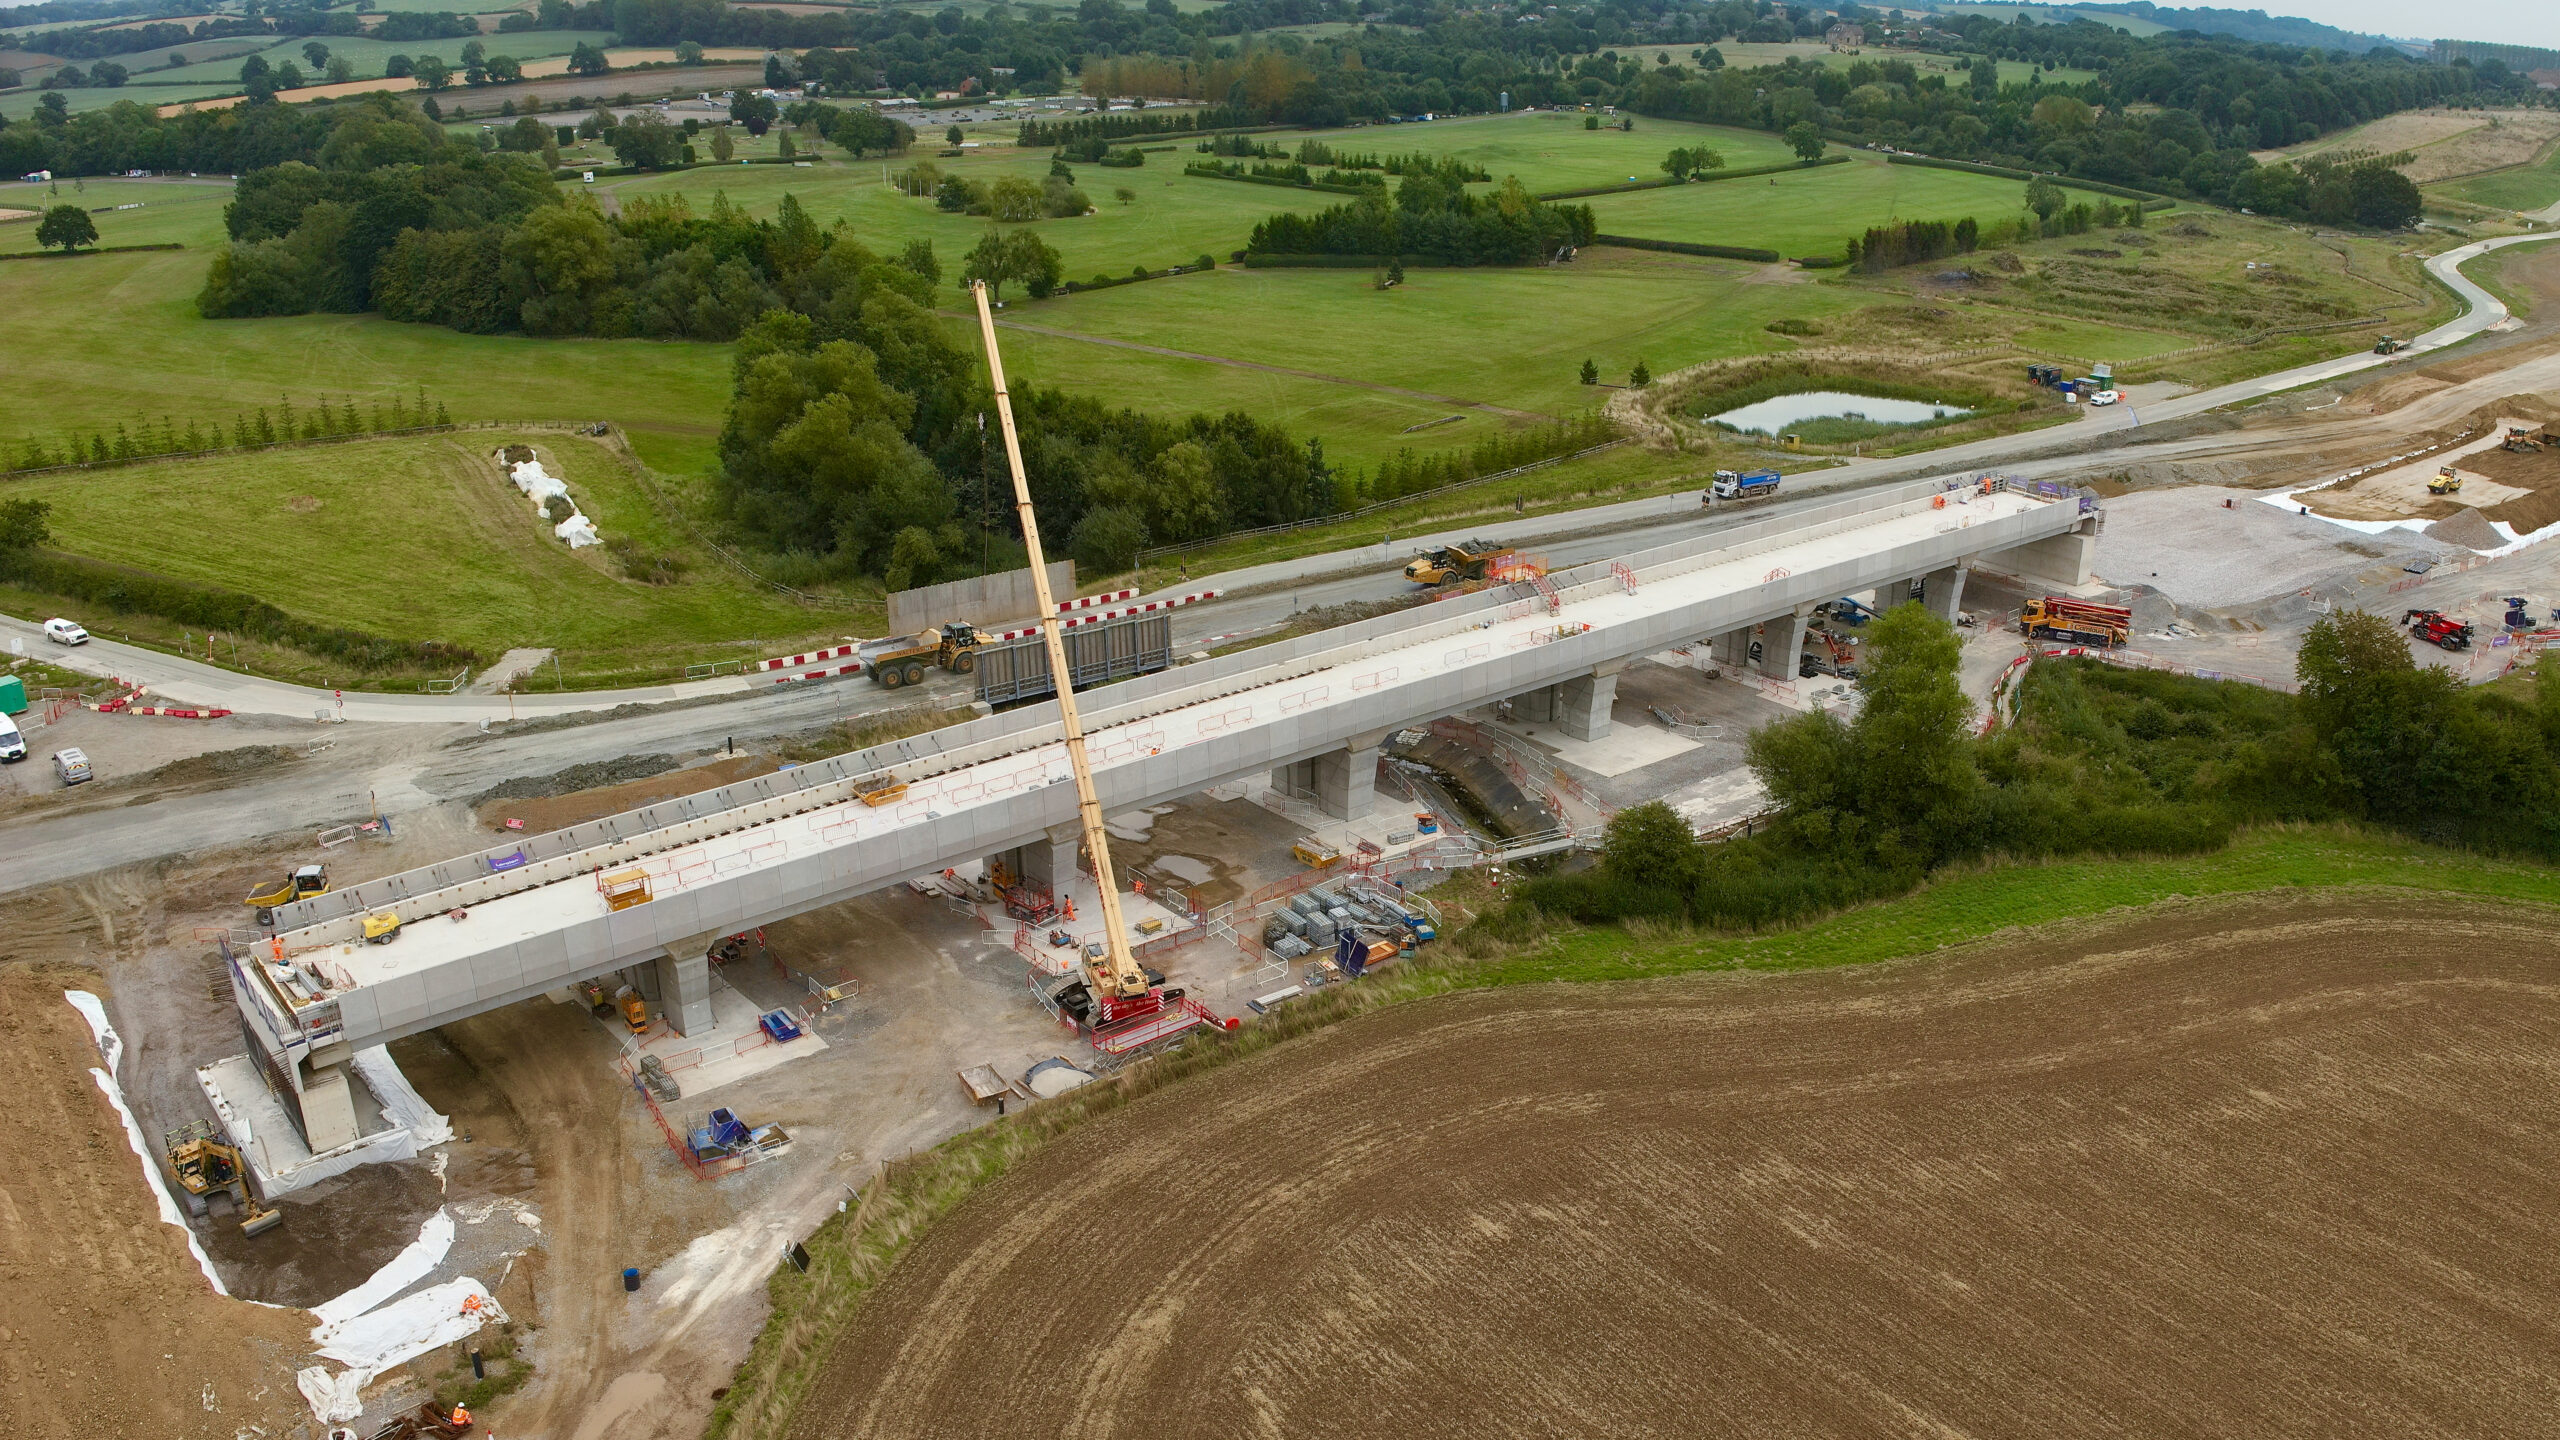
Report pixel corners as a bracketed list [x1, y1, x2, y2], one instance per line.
[1513, 685, 1560, 724]
[1559, 662, 1623, 743]
[1271, 758, 1318, 803]
[1873, 575, 1919, 613]
[655, 949, 715, 1037]
[297, 1051, 362, 1152]
[1759, 605, 1814, 680]
[1016, 820, 1084, 891]
[1311, 743, 1378, 821]
[1709, 627, 1751, 669]
[1922, 564, 1971, 622]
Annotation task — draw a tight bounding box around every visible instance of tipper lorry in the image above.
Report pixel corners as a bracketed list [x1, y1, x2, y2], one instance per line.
[2019, 596, 2132, 647]
[1707, 469, 1781, 503]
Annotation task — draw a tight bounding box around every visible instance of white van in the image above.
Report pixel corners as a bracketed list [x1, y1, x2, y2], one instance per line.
[53, 748, 91, 785]
[0, 713, 23, 763]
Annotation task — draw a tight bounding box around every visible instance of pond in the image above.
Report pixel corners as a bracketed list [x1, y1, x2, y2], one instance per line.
[1706, 390, 1971, 434]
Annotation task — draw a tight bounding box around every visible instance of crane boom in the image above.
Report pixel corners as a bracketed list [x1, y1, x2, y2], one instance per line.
[970, 282, 1150, 1003]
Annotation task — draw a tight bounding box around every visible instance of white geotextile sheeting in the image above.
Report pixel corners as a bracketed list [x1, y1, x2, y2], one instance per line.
[508, 457, 571, 504]
[198, 1056, 424, 1197]
[509, 457, 604, 549]
[310, 1277, 507, 1376]
[64, 989, 122, 1076]
[351, 1045, 455, 1148]
[312, 1207, 454, 1327]
[296, 1367, 365, 1426]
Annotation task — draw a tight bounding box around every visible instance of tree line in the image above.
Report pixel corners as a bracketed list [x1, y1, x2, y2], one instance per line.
[1246, 176, 1597, 266]
[1487, 605, 2560, 945]
[10, 389, 452, 473]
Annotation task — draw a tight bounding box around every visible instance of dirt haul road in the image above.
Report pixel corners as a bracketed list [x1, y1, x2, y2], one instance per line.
[791, 896, 2560, 1440]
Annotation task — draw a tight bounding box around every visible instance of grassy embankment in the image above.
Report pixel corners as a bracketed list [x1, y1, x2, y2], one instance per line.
[701, 823, 2560, 1440]
[0, 431, 862, 688]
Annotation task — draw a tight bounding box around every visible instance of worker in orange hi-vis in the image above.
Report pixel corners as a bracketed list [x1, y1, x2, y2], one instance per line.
[1061, 895, 1076, 921]
[449, 1403, 471, 1428]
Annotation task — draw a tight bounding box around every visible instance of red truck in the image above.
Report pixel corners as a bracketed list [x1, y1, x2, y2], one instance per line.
[2019, 596, 2133, 647]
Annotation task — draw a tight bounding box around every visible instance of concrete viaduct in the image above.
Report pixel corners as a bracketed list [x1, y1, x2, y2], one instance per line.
[234, 476, 2097, 1146]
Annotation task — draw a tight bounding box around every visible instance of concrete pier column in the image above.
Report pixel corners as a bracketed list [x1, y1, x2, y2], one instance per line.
[1311, 743, 1379, 821]
[1514, 685, 1561, 724]
[1922, 564, 1971, 622]
[1270, 757, 1318, 802]
[1759, 605, 1814, 680]
[1709, 627, 1751, 669]
[1558, 668, 1620, 743]
[1017, 820, 1083, 890]
[654, 949, 715, 1037]
[1872, 576, 1918, 613]
[297, 1054, 361, 1152]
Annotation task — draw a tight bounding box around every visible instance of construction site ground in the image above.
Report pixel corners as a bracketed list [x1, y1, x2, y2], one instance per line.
[785, 893, 2560, 1439]
[0, 752, 1358, 1440]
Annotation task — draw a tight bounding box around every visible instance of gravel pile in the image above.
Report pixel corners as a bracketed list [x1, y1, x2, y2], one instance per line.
[2425, 506, 2507, 552]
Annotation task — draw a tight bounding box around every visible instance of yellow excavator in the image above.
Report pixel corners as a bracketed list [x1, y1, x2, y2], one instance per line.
[165, 1121, 282, 1237]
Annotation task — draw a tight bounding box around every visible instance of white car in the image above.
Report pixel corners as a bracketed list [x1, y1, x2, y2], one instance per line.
[42, 617, 87, 645]
[2089, 390, 2121, 406]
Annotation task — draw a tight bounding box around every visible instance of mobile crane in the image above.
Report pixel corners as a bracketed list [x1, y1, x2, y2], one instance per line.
[971, 284, 1193, 1041]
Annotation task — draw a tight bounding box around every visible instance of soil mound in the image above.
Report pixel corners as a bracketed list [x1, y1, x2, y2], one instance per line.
[788, 897, 2560, 1440]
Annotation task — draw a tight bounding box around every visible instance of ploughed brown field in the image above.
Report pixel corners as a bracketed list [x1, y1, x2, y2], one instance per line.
[792, 896, 2560, 1439]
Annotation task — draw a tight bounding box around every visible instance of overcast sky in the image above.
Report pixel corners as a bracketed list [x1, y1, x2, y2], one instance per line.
[2190, 1, 2560, 50]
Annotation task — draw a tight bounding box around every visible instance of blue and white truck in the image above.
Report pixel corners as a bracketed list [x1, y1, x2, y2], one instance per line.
[1707, 469, 1781, 504]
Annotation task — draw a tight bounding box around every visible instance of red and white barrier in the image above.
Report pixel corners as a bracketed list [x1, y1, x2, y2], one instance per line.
[129, 705, 232, 719]
[1058, 589, 1222, 630]
[773, 662, 863, 685]
[1058, 588, 1136, 613]
[752, 643, 856, 673]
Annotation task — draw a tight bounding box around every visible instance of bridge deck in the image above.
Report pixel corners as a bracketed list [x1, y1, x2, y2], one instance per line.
[296, 487, 2047, 990]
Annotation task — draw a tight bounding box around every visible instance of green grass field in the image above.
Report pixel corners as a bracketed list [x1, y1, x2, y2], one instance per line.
[1304, 110, 1798, 194]
[0, 183, 735, 477]
[606, 149, 1326, 281]
[0, 177, 233, 247]
[2429, 150, 2560, 216]
[4, 431, 855, 682]
[1588, 153, 2119, 258]
[148, 29, 617, 87]
[995, 249, 1881, 461]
